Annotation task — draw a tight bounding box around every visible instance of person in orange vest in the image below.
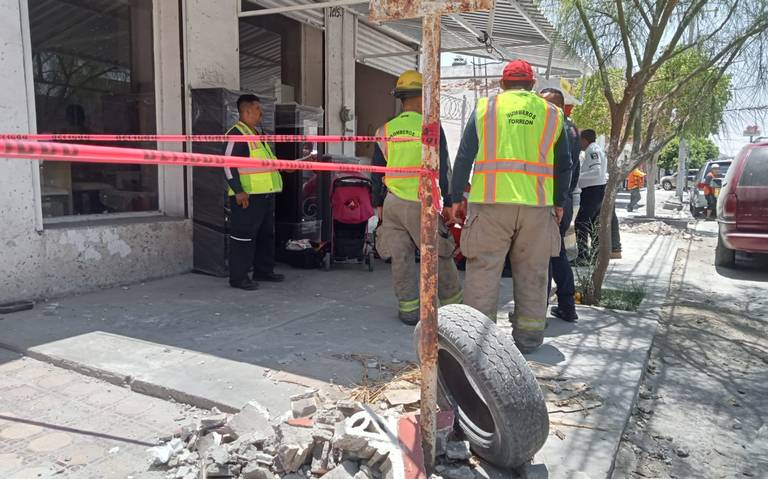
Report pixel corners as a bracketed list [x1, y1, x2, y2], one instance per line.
[626, 168, 646, 212]
[703, 163, 721, 220]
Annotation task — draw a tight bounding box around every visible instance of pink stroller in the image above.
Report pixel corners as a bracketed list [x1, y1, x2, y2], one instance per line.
[324, 173, 376, 271]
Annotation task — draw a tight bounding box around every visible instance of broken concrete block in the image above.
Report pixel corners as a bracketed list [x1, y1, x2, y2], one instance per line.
[311, 441, 333, 475]
[211, 425, 237, 444]
[445, 441, 472, 461]
[312, 426, 334, 444]
[366, 449, 389, 469]
[275, 424, 315, 473]
[184, 451, 200, 465]
[208, 446, 231, 466]
[292, 397, 318, 418]
[336, 400, 364, 417]
[333, 421, 369, 452]
[237, 447, 274, 466]
[277, 443, 312, 473]
[147, 438, 185, 466]
[322, 460, 360, 479]
[333, 409, 400, 455]
[316, 408, 345, 425]
[241, 464, 278, 479]
[354, 464, 373, 479]
[204, 462, 238, 478]
[442, 465, 475, 479]
[228, 403, 274, 445]
[201, 414, 228, 430]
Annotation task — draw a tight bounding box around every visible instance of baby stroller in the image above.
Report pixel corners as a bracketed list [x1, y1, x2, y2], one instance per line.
[325, 173, 376, 271]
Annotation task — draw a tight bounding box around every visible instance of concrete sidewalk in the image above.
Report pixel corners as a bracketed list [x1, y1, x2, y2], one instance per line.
[0, 349, 202, 478]
[0, 232, 677, 478]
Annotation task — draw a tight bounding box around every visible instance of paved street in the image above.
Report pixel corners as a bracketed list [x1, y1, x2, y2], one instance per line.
[613, 224, 768, 478]
[0, 349, 202, 479]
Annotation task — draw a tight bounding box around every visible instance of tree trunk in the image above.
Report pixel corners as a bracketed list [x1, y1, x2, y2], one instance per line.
[646, 151, 659, 218]
[586, 168, 622, 304]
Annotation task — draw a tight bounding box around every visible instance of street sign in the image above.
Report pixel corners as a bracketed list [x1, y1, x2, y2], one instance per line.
[744, 125, 761, 137]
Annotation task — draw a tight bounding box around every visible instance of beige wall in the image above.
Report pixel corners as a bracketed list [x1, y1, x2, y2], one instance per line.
[354, 63, 399, 161]
[0, 0, 194, 303]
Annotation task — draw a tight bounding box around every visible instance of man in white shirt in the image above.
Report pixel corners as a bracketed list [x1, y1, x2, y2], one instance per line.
[574, 129, 622, 263]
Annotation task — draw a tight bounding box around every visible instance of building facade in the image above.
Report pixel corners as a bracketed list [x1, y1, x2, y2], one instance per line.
[0, 0, 584, 303]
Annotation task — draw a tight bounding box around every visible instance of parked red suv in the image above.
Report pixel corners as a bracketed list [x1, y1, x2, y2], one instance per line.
[715, 142, 768, 267]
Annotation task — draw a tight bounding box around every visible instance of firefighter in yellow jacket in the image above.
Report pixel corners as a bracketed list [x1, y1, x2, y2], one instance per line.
[448, 60, 572, 352]
[373, 70, 463, 325]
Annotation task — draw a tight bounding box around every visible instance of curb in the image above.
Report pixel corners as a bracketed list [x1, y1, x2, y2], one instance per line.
[605, 243, 689, 478]
[0, 340, 239, 413]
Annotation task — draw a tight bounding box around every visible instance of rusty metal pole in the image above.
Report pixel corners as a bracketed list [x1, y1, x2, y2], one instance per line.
[368, 0, 490, 472]
[418, 12, 441, 473]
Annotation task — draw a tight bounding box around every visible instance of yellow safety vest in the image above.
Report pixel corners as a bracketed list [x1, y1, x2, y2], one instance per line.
[376, 112, 422, 202]
[226, 121, 283, 196]
[469, 90, 562, 206]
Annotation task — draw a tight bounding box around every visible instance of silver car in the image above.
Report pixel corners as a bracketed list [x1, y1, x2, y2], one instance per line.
[690, 159, 732, 217]
[660, 169, 699, 191]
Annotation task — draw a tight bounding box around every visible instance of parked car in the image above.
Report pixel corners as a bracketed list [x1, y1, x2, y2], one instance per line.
[660, 169, 699, 191]
[690, 159, 732, 218]
[715, 144, 768, 267]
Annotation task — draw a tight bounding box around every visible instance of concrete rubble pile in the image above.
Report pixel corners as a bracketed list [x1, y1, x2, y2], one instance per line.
[621, 219, 701, 240]
[149, 390, 476, 479]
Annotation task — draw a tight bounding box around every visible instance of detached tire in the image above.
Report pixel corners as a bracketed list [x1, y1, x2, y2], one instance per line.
[417, 304, 549, 468]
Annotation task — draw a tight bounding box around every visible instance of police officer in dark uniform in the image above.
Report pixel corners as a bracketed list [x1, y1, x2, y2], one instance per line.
[224, 94, 285, 290]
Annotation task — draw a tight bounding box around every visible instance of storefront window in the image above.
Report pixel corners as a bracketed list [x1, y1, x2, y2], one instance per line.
[30, 0, 158, 218]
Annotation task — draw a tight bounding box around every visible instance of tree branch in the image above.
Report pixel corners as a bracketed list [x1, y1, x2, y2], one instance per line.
[615, 0, 635, 81]
[575, 0, 617, 107]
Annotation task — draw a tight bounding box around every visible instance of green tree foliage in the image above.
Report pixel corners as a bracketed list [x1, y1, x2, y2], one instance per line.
[658, 137, 720, 172]
[544, 0, 768, 304]
[571, 69, 624, 134]
[645, 50, 732, 140]
[570, 51, 731, 144]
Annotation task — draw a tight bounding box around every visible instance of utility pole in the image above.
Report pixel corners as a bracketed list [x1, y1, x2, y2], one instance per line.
[676, 138, 687, 201]
[369, 0, 492, 471]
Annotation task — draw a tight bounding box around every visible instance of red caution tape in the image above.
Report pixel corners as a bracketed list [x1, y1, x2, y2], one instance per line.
[0, 133, 420, 143]
[0, 139, 444, 211]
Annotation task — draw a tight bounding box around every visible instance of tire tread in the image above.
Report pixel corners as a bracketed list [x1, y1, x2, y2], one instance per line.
[431, 304, 549, 467]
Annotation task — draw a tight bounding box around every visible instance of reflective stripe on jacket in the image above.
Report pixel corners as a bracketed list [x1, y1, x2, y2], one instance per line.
[469, 90, 562, 206]
[226, 121, 282, 196]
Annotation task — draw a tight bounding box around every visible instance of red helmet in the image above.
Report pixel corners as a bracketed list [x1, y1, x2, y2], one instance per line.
[502, 59, 534, 82]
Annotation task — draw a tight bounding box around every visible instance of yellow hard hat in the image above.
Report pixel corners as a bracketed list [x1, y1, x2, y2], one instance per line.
[393, 70, 423, 98]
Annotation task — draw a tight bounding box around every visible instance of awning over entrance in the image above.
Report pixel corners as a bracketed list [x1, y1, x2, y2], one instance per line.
[241, 0, 589, 78]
